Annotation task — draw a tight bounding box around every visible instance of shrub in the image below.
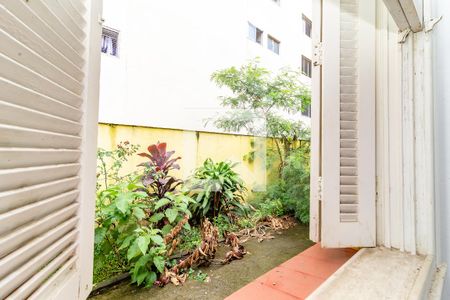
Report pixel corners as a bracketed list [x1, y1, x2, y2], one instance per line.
[177, 227, 202, 252]
[258, 199, 285, 218]
[138, 142, 182, 199]
[252, 146, 310, 224]
[95, 176, 194, 287]
[213, 215, 239, 238]
[97, 141, 140, 189]
[280, 147, 310, 223]
[188, 159, 247, 220]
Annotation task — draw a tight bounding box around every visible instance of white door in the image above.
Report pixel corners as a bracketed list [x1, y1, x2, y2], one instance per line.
[310, 0, 376, 248]
[0, 0, 101, 298]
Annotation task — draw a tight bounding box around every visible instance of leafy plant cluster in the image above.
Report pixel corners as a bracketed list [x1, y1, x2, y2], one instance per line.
[95, 175, 193, 286]
[252, 145, 310, 224]
[94, 142, 250, 287]
[211, 61, 311, 223]
[188, 159, 247, 220]
[97, 141, 140, 189]
[95, 143, 195, 287]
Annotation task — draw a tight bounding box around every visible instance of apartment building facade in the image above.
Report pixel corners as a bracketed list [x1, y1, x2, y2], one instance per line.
[98, 0, 313, 132]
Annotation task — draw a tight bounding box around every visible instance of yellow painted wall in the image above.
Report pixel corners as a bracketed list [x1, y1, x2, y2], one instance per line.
[97, 123, 270, 192]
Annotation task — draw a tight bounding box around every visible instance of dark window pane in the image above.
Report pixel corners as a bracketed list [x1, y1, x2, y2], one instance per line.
[268, 36, 280, 54]
[101, 27, 119, 56]
[248, 22, 263, 45]
[302, 14, 312, 38]
[302, 55, 312, 78]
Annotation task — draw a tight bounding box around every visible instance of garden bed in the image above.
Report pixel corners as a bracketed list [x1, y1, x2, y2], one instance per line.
[90, 224, 312, 300]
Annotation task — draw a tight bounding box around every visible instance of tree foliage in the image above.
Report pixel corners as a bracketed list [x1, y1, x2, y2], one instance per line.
[210, 61, 311, 173]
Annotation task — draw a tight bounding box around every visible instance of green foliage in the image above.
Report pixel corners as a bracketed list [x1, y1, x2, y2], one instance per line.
[213, 215, 239, 238]
[188, 159, 247, 220]
[178, 227, 202, 252]
[210, 61, 311, 175]
[93, 244, 128, 284]
[188, 269, 209, 282]
[257, 199, 285, 218]
[97, 141, 140, 190]
[253, 145, 310, 224]
[95, 175, 194, 287]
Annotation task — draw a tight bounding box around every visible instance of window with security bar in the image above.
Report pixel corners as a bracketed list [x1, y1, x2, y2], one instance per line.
[101, 27, 119, 56]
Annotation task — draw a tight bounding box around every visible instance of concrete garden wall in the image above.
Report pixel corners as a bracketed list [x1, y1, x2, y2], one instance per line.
[97, 123, 274, 192]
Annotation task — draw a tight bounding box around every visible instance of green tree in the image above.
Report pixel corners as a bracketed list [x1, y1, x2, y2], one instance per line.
[210, 61, 311, 174]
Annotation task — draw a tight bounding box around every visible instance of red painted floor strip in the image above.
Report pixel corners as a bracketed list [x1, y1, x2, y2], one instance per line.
[225, 244, 357, 300]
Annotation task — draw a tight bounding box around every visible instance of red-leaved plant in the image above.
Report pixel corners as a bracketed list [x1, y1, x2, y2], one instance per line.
[138, 142, 182, 198]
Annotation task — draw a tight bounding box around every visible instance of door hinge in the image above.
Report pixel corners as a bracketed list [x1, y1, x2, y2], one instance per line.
[313, 42, 322, 66]
[317, 176, 323, 201]
[425, 16, 443, 33]
[398, 28, 411, 43]
[98, 15, 105, 25]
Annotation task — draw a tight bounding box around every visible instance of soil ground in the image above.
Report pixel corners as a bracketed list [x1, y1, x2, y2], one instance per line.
[90, 224, 313, 300]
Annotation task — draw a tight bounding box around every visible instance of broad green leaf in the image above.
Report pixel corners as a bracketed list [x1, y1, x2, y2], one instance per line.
[100, 238, 112, 254]
[145, 271, 157, 287]
[133, 207, 146, 220]
[161, 224, 173, 235]
[136, 236, 150, 255]
[94, 227, 107, 245]
[154, 198, 171, 210]
[136, 271, 149, 286]
[119, 235, 134, 250]
[127, 240, 141, 261]
[165, 208, 178, 223]
[183, 222, 191, 230]
[150, 235, 164, 245]
[135, 254, 151, 270]
[134, 191, 148, 198]
[116, 193, 131, 214]
[149, 212, 164, 223]
[153, 256, 165, 273]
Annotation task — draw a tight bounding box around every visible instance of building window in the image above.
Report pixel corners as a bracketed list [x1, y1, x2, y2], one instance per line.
[248, 22, 263, 45]
[101, 27, 119, 56]
[267, 36, 280, 54]
[302, 104, 311, 118]
[302, 14, 312, 38]
[302, 55, 312, 77]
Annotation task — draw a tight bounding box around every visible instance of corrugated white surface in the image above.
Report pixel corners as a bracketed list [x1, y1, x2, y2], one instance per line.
[0, 0, 88, 298]
[339, 0, 359, 222]
[321, 0, 376, 248]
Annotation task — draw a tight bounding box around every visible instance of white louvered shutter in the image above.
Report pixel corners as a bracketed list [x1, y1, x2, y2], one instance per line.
[0, 0, 101, 299]
[313, 0, 376, 247]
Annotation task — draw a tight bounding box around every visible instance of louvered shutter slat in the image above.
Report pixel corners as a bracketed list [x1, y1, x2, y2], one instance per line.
[0, 176, 79, 213]
[0, 217, 78, 278]
[319, 0, 376, 247]
[6, 244, 78, 300]
[0, 231, 77, 299]
[0, 2, 84, 79]
[0, 204, 79, 258]
[0, 79, 82, 122]
[0, 0, 99, 297]
[27, 256, 78, 300]
[0, 101, 82, 135]
[0, 149, 81, 169]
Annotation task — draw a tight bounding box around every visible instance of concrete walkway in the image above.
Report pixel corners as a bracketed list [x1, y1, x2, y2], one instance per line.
[225, 244, 356, 300]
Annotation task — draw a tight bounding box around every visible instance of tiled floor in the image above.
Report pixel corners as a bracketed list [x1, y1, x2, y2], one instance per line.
[225, 244, 357, 300]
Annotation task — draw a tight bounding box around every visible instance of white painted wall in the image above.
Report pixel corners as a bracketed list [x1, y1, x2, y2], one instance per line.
[98, 0, 312, 132]
[432, 0, 450, 296]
